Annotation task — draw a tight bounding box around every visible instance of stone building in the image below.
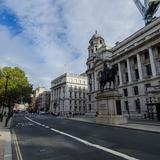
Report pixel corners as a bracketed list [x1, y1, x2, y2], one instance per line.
[34, 87, 46, 98]
[31, 87, 46, 112]
[86, 18, 160, 119]
[50, 73, 88, 115]
[35, 91, 50, 112]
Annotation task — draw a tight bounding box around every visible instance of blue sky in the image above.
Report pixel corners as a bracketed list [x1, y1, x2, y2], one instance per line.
[0, 0, 159, 89]
[0, 8, 22, 34]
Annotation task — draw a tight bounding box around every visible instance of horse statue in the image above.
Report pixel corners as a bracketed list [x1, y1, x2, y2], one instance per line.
[98, 63, 118, 91]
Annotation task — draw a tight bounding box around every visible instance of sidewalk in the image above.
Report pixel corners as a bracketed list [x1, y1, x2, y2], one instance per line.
[115, 120, 160, 133]
[68, 116, 160, 133]
[0, 117, 12, 160]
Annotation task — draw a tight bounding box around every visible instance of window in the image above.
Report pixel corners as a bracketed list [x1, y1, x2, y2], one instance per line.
[146, 64, 152, 76]
[133, 57, 137, 64]
[123, 88, 128, 97]
[124, 61, 127, 68]
[135, 99, 141, 113]
[117, 75, 120, 85]
[144, 52, 149, 60]
[89, 84, 92, 92]
[70, 92, 72, 98]
[83, 106, 86, 112]
[83, 93, 85, 99]
[133, 86, 139, 95]
[135, 69, 139, 80]
[79, 92, 81, 99]
[89, 95, 91, 101]
[88, 64, 91, 69]
[116, 100, 122, 115]
[100, 40, 103, 44]
[124, 101, 129, 114]
[89, 104, 91, 112]
[125, 73, 129, 82]
[157, 47, 160, 59]
[75, 92, 77, 99]
[145, 83, 151, 91]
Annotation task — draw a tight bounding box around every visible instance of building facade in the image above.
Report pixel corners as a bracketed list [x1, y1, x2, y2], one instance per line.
[35, 91, 51, 112]
[50, 73, 88, 115]
[31, 87, 46, 112]
[86, 18, 160, 119]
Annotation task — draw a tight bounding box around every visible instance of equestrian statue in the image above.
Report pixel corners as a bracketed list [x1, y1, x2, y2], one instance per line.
[98, 63, 118, 91]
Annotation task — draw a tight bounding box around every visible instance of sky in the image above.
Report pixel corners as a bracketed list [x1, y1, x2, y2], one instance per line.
[0, 0, 159, 89]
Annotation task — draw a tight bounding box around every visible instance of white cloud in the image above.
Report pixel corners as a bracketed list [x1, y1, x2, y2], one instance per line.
[0, 0, 159, 89]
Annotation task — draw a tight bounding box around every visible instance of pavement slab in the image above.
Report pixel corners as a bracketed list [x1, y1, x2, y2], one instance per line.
[0, 117, 12, 160]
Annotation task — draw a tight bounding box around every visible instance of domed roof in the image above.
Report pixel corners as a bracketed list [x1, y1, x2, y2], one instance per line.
[90, 30, 104, 42]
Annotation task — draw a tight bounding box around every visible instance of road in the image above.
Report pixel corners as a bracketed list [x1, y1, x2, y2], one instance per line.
[11, 113, 160, 160]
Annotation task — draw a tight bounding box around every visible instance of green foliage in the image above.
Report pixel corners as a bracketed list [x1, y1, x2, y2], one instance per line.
[0, 66, 33, 110]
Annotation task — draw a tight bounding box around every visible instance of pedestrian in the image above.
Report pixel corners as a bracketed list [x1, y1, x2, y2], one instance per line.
[5, 111, 13, 127]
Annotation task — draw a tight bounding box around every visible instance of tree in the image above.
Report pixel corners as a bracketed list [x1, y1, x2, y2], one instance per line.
[0, 66, 33, 113]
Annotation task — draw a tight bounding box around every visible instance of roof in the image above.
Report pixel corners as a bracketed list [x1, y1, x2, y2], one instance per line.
[89, 30, 104, 42]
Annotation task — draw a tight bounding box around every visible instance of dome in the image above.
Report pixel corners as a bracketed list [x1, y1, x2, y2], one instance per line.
[89, 30, 104, 43]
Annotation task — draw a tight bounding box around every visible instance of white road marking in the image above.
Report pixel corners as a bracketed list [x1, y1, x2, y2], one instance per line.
[12, 130, 23, 160]
[25, 116, 140, 160]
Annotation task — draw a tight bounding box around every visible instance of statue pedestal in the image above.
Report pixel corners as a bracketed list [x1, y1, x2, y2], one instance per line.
[95, 90, 127, 125]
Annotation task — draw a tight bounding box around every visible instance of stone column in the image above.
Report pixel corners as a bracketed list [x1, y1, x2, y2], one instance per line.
[94, 72, 98, 91]
[118, 63, 122, 85]
[149, 48, 156, 76]
[92, 73, 95, 92]
[127, 58, 132, 83]
[137, 53, 143, 80]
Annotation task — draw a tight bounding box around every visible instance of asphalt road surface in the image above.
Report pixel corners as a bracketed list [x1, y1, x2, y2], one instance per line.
[11, 113, 160, 160]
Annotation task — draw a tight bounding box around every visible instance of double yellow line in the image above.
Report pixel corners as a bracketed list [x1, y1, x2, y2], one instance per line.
[12, 130, 23, 160]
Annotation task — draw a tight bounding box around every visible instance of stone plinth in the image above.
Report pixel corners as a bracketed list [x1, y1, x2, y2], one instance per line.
[95, 90, 127, 125]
